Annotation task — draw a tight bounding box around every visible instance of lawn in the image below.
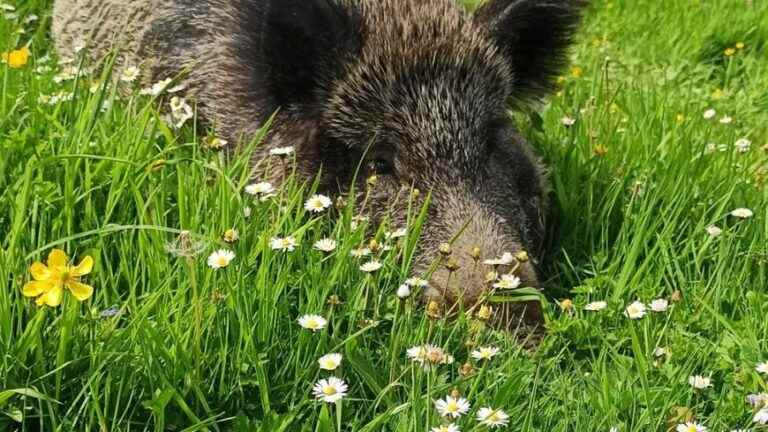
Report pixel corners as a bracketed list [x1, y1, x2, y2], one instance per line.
[1, 0, 767, 431]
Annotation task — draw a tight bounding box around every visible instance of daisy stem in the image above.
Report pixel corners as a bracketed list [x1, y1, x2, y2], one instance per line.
[186, 256, 202, 381]
[467, 359, 488, 401]
[336, 399, 342, 432]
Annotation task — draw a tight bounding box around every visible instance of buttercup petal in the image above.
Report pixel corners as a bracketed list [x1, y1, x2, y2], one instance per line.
[47, 249, 69, 269]
[71, 256, 94, 277]
[23, 280, 51, 297]
[30, 262, 51, 281]
[37, 286, 63, 307]
[67, 281, 94, 301]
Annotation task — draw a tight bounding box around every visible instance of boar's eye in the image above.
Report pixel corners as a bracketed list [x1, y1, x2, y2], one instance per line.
[367, 158, 395, 176]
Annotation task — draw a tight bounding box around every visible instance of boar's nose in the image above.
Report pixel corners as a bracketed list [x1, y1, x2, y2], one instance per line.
[422, 243, 544, 333]
[423, 244, 539, 306]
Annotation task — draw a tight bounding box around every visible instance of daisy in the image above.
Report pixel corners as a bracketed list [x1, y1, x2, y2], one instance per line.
[688, 375, 712, 389]
[471, 346, 500, 361]
[703, 108, 716, 120]
[360, 260, 382, 273]
[406, 345, 453, 365]
[719, 115, 733, 124]
[120, 65, 140, 83]
[747, 393, 768, 408]
[705, 225, 722, 237]
[317, 353, 342, 371]
[650, 298, 668, 312]
[207, 249, 235, 269]
[483, 252, 514, 266]
[313, 238, 337, 252]
[434, 395, 470, 419]
[270, 146, 294, 156]
[304, 194, 332, 213]
[350, 247, 371, 258]
[222, 228, 239, 243]
[396, 284, 411, 298]
[492, 273, 521, 290]
[754, 408, 768, 425]
[477, 407, 509, 428]
[653, 347, 668, 357]
[730, 208, 754, 219]
[561, 116, 576, 127]
[139, 77, 172, 96]
[756, 361, 768, 374]
[735, 138, 752, 153]
[298, 314, 327, 331]
[270, 236, 297, 252]
[431, 424, 460, 432]
[245, 181, 275, 196]
[624, 301, 646, 319]
[584, 301, 608, 311]
[405, 277, 429, 287]
[386, 228, 408, 239]
[170, 96, 193, 128]
[312, 377, 347, 403]
[676, 423, 707, 432]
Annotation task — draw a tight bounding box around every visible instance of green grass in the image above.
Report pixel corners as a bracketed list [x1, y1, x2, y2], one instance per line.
[2, 0, 768, 430]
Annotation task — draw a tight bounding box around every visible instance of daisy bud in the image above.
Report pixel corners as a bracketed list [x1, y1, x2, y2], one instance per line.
[470, 246, 481, 261]
[396, 284, 411, 299]
[438, 243, 452, 257]
[593, 144, 609, 157]
[411, 188, 421, 199]
[671, 290, 683, 303]
[223, 228, 239, 243]
[484, 271, 498, 283]
[369, 239, 381, 253]
[559, 298, 573, 311]
[444, 258, 460, 272]
[515, 250, 529, 262]
[327, 295, 342, 306]
[366, 175, 378, 187]
[459, 362, 474, 376]
[450, 389, 461, 399]
[477, 305, 493, 321]
[427, 300, 441, 319]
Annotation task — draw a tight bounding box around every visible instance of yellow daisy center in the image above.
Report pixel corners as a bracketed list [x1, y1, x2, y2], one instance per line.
[215, 256, 229, 267]
[322, 386, 337, 396]
[686, 427, 697, 432]
[306, 319, 319, 329]
[446, 401, 458, 412]
[488, 411, 500, 421]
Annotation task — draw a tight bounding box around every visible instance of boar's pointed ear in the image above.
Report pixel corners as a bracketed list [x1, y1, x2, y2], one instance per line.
[257, 0, 358, 106]
[474, 0, 587, 103]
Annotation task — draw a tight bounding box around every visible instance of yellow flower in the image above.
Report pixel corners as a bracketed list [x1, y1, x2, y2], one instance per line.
[2, 46, 30, 69]
[735, 42, 745, 50]
[22, 249, 94, 307]
[724, 47, 736, 57]
[570, 65, 583, 79]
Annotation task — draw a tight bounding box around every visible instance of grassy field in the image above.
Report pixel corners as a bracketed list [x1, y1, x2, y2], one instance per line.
[2, 0, 768, 430]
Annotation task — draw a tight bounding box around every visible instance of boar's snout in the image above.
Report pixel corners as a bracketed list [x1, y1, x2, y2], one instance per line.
[417, 193, 544, 332]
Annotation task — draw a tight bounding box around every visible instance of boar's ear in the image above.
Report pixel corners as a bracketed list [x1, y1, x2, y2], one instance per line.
[249, 0, 359, 107]
[474, 0, 587, 103]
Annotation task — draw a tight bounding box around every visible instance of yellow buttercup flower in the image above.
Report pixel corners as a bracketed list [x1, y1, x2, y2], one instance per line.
[2, 46, 30, 69]
[22, 249, 95, 307]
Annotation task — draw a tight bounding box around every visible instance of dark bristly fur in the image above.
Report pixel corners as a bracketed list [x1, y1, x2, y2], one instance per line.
[54, 0, 587, 334]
